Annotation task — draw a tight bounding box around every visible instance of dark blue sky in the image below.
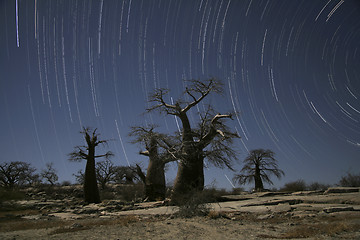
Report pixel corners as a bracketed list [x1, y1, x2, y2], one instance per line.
[1, 0, 359, 190]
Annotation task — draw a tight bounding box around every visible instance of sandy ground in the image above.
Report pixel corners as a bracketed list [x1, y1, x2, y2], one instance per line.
[1, 190, 360, 239]
[1, 211, 360, 239]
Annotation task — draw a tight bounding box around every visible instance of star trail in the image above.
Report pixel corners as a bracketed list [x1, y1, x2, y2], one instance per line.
[0, 0, 359, 189]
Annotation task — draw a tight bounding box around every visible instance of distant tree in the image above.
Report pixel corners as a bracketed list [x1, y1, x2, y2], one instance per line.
[338, 172, 360, 187]
[95, 159, 117, 189]
[0, 161, 37, 188]
[73, 170, 85, 185]
[280, 179, 306, 192]
[40, 163, 58, 186]
[68, 127, 113, 203]
[24, 173, 41, 186]
[147, 78, 239, 202]
[129, 125, 176, 201]
[114, 165, 139, 184]
[233, 149, 284, 191]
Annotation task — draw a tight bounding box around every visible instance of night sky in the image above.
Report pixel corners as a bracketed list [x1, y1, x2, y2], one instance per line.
[1, 0, 359, 190]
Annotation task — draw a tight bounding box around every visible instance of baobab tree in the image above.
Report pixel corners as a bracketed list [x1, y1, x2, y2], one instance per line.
[233, 149, 284, 191]
[147, 78, 239, 201]
[129, 125, 177, 201]
[68, 127, 113, 203]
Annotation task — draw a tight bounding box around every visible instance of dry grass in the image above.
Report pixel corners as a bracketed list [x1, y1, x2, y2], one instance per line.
[256, 214, 360, 239]
[0, 215, 139, 234]
[0, 218, 68, 232]
[49, 215, 139, 235]
[279, 222, 360, 238]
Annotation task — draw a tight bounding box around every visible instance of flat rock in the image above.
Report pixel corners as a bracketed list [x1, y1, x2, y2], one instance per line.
[323, 206, 355, 213]
[324, 187, 360, 194]
[49, 212, 86, 220]
[272, 203, 291, 212]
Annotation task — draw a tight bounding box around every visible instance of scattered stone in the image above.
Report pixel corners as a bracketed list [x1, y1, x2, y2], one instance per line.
[291, 190, 323, 195]
[257, 214, 273, 220]
[323, 206, 355, 213]
[273, 203, 291, 212]
[70, 223, 83, 229]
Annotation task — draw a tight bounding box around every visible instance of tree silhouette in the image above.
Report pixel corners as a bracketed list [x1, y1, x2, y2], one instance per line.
[233, 149, 284, 191]
[40, 163, 58, 186]
[0, 161, 37, 188]
[95, 159, 117, 189]
[68, 127, 113, 203]
[147, 78, 239, 201]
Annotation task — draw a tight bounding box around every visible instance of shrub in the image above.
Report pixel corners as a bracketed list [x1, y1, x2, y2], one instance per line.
[0, 187, 26, 203]
[308, 182, 330, 191]
[230, 187, 244, 194]
[175, 190, 212, 218]
[280, 179, 307, 192]
[60, 180, 72, 186]
[339, 172, 360, 187]
[100, 190, 116, 200]
[115, 183, 144, 202]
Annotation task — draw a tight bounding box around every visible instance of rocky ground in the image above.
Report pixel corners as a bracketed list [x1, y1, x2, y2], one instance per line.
[1, 187, 360, 239]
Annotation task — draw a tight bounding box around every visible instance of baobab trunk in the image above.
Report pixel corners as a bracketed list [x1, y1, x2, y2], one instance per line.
[254, 165, 264, 191]
[144, 159, 166, 200]
[84, 149, 101, 203]
[171, 149, 204, 203]
[137, 138, 167, 201]
[171, 115, 205, 203]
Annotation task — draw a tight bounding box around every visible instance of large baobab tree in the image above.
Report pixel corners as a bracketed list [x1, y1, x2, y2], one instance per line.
[129, 125, 176, 201]
[147, 78, 239, 201]
[68, 127, 113, 203]
[233, 149, 284, 191]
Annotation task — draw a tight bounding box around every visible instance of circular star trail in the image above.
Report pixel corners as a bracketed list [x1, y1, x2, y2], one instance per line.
[0, 0, 359, 189]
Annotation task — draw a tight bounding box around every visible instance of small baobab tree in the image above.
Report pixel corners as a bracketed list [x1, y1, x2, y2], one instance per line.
[129, 125, 177, 201]
[68, 127, 113, 203]
[233, 149, 284, 191]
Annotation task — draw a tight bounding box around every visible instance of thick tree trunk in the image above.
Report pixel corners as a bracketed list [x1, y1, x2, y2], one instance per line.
[171, 113, 205, 203]
[144, 159, 166, 201]
[137, 138, 166, 201]
[171, 152, 204, 204]
[84, 149, 101, 203]
[254, 164, 264, 191]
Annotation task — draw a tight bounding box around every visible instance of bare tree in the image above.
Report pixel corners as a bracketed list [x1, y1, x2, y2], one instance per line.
[40, 163, 58, 186]
[68, 127, 113, 203]
[233, 149, 284, 191]
[96, 159, 117, 189]
[147, 78, 239, 201]
[129, 125, 176, 201]
[73, 170, 85, 185]
[0, 161, 37, 188]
